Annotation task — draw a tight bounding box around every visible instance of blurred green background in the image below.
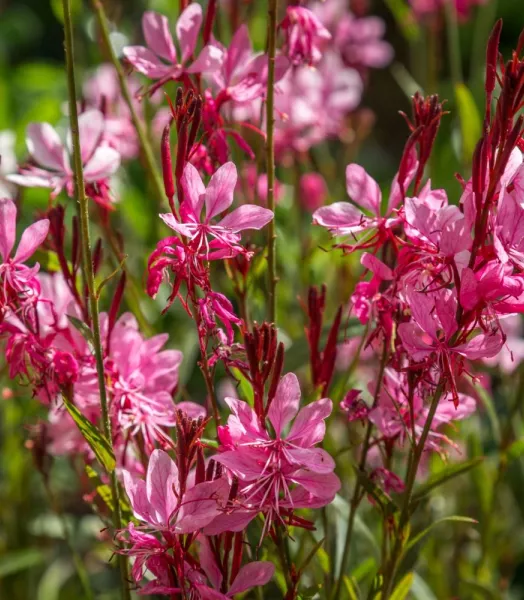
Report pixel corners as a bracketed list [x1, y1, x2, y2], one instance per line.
[2, 1, 524, 599]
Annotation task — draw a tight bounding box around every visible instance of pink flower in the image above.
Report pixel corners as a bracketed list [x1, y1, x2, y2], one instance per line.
[0, 197, 49, 309]
[313, 160, 415, 249]
[299, 173, 328, 213]
[159, 162, 273, 259]
[398, 287, 504, 405]
[368, 370, 476, 452]
[83, 64, 140, 160]
[192, 537, 275, 599]
[7, 110, 120, 204]
[123, 449, 229, 532]
[210, 25, 289, 106]
[123, 7, 223, 83]
[280, 7, 332, 66]
[210, 373, 340, 532]
[273, 52, 363, 154]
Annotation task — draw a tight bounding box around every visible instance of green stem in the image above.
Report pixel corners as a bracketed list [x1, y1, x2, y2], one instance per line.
[91, 0, 165, 207]
[331, 345, 389, 600]
[266, 0, 278, 324]
[445, 0, 463, 86]
[381, 381, 445, 599]
[61, 2, 130, 597]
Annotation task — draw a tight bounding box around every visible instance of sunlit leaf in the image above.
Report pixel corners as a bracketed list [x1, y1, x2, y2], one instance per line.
[62, 395, 116, 473]
[404, 516, 478, 554]
[390, 572, 414, 600]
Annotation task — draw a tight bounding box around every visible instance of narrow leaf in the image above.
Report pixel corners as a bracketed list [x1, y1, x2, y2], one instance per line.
[455, 83, 482, 164]
[506, 438, 524, 462]
[354, 467, 399, 516]
[404, 516, 478, 554]
[411, 457, 484, 502]
[62, 395, 115, 472]
[390, 572, 414, 600]
[67, 315, 94, 348]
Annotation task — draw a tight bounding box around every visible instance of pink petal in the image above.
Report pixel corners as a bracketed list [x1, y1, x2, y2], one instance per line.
[72, 109, 104, 164]
[159, 212, 194, 237]
[177, 401, 206, 419]
[176, 3, 202, 63]
[313, 202, 363, 232]
[360, 252, 393, 280]
[229, 561, 275, 596]
[6, 173, 55, 190]
[290, 470, 341, 499]
[346, 164, 382, 215]
[13, 219, 49, 264]
[287, 397, 332, 447]
[194, 585, 229, 600]
[187, 45, 224, 74]
[203, 509, 257, 535]
[181, 162, 206, 217]
[146, 449, 179, 526]
[224, 25, 252, 81]
[205, 162, 237, 220]
[0, 197, 17, 261]
[123, 45, 173, 79]
[268, 373, 301, 437]
[83, 146, 120, 182]
[143, 11, 177, 63]
[454, 332, 504, 360]
[198, 537, 223, 591]
[175, 478, 229, 533]
[397, 322, 435, 361]
[218, 205, 273, 232]
[212, 449, 265, 480]
[122, 470, 151, 523]
[225, 397, 267, 441]
[26, 122, 68, 172]
[285, 446, 335, 474]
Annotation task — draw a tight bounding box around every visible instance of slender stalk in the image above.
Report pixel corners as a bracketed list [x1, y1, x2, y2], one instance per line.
[91, 0, 165, 207]
[266, 0, 278, 324]
[331, 345, 389, 600]
[61, 3, 130, 597]
[381, 381, 445, 599]
[445, 0, 463, 86]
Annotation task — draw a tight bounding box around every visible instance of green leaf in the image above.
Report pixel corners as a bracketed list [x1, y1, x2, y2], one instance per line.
[404, 516, 478, 554]
[33, 249, 65, 273]
[351, 557, 377, 583]
[298, 537, 326, 577]
[455, 83, 482, 165]
[472, 381, 501, 443]
[411, 457, 484, 503]
[230, 367, 254, 406]
[66, 315, 94, 349]
[506, 437, 524, 462]
[0, 549, 46, 578]
[460, 580, 502, 600]
[384, 0, 420, 41]
[62, 395, 116, 473]
[390, 572, 414, 600]
[343, 576, 360, 600]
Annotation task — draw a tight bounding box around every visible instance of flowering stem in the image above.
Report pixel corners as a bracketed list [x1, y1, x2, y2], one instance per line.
[331, 345, 389, 600]
[381, 381, 445, 599]
[266, 0, 278, 324]
[91, 0, 166, 207]
[61, 2, 130, 597]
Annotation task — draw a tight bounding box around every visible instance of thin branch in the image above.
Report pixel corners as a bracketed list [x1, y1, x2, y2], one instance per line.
[61, 2, 130, 597]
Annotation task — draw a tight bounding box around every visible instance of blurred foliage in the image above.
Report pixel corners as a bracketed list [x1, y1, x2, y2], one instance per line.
[1, 0, 524, 599]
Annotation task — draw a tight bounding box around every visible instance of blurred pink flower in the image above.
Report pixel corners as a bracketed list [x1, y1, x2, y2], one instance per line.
[280, 6, 332, 66]
[299, 173, 328, 212]
[7, 110, 120, 206]
[123, 6, 223, 83]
